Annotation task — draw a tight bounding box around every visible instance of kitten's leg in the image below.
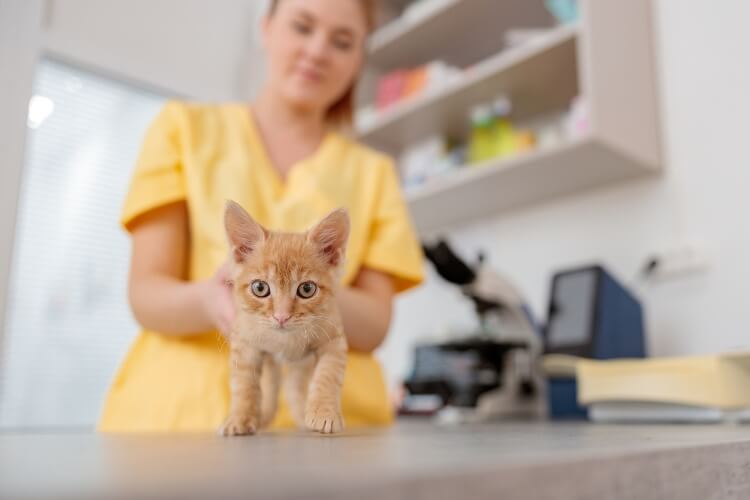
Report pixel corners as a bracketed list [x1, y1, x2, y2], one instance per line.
[305, 338, 347, 434]
[259, 355, 281, 429]
[284, 354, 316, 429]
[220, 345, 264, 437]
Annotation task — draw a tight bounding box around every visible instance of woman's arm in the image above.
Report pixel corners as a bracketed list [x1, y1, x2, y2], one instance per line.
[129, 204, 393, 346]
[127, 202, 234, 337]
[337, 267, 395, 353]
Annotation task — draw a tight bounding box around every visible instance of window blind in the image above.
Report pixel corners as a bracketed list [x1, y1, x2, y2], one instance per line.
[0, 59, 166, 429]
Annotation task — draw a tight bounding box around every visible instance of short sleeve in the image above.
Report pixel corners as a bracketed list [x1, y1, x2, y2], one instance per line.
[362, 160, 425, 293]
[120, 101, 187, 232]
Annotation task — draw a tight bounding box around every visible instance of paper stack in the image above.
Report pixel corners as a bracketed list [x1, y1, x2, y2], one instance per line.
[543, 353, 750, 423]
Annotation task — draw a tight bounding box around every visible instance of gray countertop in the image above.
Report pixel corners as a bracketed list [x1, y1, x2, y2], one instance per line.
[2, 419, 750, 500]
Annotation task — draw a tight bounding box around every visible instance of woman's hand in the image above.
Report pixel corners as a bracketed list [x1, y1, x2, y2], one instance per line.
[198, 261, 236, 340]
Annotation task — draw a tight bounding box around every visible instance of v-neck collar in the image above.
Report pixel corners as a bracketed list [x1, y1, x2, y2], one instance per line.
[236, 103, 336, 193]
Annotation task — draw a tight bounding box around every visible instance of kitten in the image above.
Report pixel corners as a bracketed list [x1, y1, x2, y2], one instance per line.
[220, 201, 349, 436]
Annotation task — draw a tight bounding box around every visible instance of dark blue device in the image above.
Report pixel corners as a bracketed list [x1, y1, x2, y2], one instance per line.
[543, 265, 646, 419]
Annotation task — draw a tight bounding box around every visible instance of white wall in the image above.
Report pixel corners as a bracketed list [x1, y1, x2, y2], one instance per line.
[44, 0, 266, 100]
[379, 0, 750, 388]
[0, 0, 45, 351]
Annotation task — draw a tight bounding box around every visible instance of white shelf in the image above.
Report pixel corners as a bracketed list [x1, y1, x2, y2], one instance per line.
[369, 0, 554, 69]
[358, 24, 579, 152]
[406, 137, 658, 233]
[359, 0, 662, 232]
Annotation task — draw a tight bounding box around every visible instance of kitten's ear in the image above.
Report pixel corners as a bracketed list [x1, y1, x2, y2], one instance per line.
[307, 208, 350, 267]
[224, 200, 267, 263]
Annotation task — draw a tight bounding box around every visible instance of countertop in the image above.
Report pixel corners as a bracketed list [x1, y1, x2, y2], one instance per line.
[2, 419, 750, 499]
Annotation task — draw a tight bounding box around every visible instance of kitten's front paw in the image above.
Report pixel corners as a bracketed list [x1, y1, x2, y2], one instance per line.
[219, 414, 258, 437]
[305, 405, 344, 434]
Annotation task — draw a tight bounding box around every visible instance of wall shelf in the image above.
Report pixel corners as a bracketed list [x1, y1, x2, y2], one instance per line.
[405, 137, 658, 233]
[357, 0, 662, 233]
[369, 0, 554, 70]
[359, 24, 578, 152]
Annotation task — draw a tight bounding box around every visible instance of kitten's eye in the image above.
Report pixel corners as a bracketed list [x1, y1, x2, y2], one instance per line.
[297, 281, 317, 299]
[250, 280, 270, 298]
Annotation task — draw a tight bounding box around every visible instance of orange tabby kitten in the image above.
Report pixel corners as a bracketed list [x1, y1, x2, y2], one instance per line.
[220, 201, 349, 436]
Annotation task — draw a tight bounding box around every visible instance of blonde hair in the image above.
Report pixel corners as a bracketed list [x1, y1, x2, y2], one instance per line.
[267, 0, 378, 126]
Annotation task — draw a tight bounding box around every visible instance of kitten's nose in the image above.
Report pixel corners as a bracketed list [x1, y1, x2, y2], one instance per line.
[273, 313, 290, 327]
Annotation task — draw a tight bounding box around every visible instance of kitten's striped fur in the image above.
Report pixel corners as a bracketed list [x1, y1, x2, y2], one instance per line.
[220, 201, 349, 436]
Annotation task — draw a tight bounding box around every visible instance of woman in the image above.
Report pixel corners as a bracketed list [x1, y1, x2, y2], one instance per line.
[99, 0, 424, 432]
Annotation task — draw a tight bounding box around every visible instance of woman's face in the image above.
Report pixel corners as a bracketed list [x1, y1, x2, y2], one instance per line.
[262, 0, 368, 116]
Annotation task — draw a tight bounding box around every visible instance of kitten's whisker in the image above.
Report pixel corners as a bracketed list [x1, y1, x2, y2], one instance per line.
[311, 324, 330, 343]
[309, 316, 339, 339]
[311, 328, 321, 343]
[304, 327, 314, 343]
[310, 314, 338, 326]
[309, 325, 320, 342]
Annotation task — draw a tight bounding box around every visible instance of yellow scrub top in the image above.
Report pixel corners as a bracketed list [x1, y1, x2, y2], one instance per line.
[99, 101, 424, 432]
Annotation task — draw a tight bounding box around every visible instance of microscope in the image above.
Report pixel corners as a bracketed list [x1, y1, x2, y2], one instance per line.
[402, 239, 544, 422]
